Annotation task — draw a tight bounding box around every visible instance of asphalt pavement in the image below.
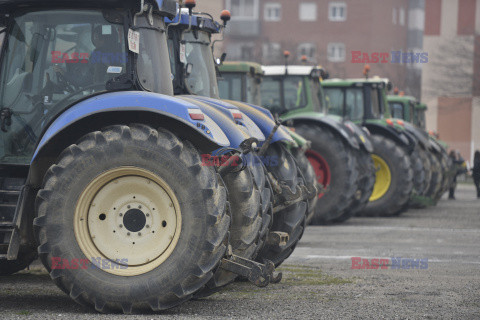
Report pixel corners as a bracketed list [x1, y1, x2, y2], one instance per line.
[1, 184, 479, 319]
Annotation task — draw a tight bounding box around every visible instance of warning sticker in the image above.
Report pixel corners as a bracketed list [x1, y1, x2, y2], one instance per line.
[128, 29, 140, 54]
[180, 43, 186, 64]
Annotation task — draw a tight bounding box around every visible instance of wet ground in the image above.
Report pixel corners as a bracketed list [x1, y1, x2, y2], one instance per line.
[1, 184, 479, 319]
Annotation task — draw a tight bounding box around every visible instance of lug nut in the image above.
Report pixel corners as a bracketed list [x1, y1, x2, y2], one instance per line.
[146, 225, 150, 228]
[119, 224, 123, 228]
[138, 232, 142, 236]
[138, 205, 142, 209]
[119, 213, 123, 217]
[127, 232, 130, 236]
[127, 205, 131, 209]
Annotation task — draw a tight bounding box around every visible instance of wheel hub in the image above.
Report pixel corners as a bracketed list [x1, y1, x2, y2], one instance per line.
[123, 209, 147, 232]
[305, 150, 331, 199]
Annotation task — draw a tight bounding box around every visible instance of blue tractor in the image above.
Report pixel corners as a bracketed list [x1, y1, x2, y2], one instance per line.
[165, 6, 314, 279]
[0, 0, 281, 313]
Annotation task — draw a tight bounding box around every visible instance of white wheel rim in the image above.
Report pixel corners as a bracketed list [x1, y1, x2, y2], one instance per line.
[74, 167, 181, 276]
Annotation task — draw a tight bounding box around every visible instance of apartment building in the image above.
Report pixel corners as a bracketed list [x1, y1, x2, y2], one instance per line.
[421, 0, 480, 163]
[223, 0, 426, 96]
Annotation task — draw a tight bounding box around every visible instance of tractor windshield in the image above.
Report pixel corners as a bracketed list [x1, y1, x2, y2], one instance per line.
[310, 78, 323, 113]
[0, 10, 127, 164]
[218, 72, 261, 105]
[183, 30, 219, 98]
[218, 72, 243, 102]
[415, 108, 426, 129]
[246, 74, 261, 106]
[323, 87, 364, 121]
[389, 102, 404, 119]
[261, 76, 307, 114]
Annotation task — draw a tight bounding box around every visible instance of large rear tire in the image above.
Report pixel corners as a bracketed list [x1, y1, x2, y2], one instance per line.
[33, 124, 229, 313]
[195, 153, 271, 297]
[333, 148, 375, 222]
[292, 147, 318, 224]
[256, 142, 307, 267]
[424, 151, 443, 201]
[361, 134, 413, 216]
[295, 124, 358, 224]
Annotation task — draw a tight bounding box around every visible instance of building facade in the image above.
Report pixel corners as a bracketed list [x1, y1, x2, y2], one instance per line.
[222, 0, 426, 96]
[421, 0, 480, 163]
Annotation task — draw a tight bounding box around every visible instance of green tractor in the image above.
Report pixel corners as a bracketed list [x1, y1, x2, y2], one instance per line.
[217, 61, 319, 223]
[387, 95, 452, 203]
[322, 76, 416, 216]
[260, 57, 376, 224]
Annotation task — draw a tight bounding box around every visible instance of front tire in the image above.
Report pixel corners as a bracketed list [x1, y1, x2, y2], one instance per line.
[33, 124, 229, 313]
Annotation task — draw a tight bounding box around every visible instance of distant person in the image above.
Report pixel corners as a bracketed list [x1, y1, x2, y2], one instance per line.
[448, 150, 467, 200]
[472, 151, 480, 199]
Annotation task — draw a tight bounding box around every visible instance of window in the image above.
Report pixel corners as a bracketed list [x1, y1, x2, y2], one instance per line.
[392, 8, 397, 25]
[390, 102, 404, 119]
[298, 43, 316, 60]
[329, 2, 347, 21]
[327, 43, 345, 62]
[227, 0, 259, 20]
[264, 3, 281, 21]
[399, 7, 405, 26]
[263, 42, 281, 60]
[240, 44, 254, 60]
[299, 3, 317, 21]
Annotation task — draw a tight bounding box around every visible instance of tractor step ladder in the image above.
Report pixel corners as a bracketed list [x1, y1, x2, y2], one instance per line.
[0, 177, 26, 260]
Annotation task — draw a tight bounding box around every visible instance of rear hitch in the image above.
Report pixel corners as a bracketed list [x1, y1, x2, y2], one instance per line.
[219, 253, 282, 287]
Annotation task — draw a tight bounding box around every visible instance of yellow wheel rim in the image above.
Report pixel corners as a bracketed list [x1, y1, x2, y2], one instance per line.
[74, 167, 181, 276]
[369, 154, 392, 202]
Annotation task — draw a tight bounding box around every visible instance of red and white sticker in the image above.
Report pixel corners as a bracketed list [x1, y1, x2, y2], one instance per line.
[128, 29, 140, 54]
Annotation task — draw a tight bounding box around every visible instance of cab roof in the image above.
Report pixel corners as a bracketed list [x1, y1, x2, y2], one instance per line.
[165, 11, 221, 33]
[0, 0, 177, 17]
[322, 77, 391, 87]
[219, 61, 263, 75]
[387, 95, 418, 103]
[262, 65, 316, 76]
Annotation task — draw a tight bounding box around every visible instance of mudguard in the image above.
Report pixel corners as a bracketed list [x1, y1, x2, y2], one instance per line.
[428, 137, 444, 154]
[281, 112, 360, 150]
[346, 121, 373, 153]
[177, 96, 253, 150]
[224, 100, 296, 146]
[402, 121, 430, 150]
[187, 96, 267, 143]
[364, 122, 416, 154]
[32, 91, 230, 162]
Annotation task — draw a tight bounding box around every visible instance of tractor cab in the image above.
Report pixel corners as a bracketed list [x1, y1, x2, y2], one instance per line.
[166, 9, 221, 98]
[387, 95, 419, 123]
[322, 78, 392, 124]
[0, 0, 175, 166]
[261, 65, 324, 117]
[218, 61, 263, 106]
